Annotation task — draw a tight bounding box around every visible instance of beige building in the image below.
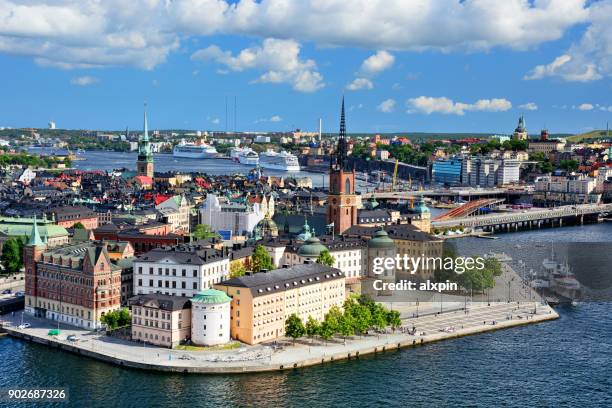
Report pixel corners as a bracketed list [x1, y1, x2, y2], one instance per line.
[130, 294, 191, 348]
[214, 264, 345, 345]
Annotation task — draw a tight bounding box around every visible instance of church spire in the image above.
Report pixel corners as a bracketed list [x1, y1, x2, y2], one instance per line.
[143, 102, 149, 142]
[339, 95, 346, 140]
[27, 215, 44, 247]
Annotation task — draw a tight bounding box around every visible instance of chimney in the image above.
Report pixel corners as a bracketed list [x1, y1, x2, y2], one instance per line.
[304, 259, 312, 265]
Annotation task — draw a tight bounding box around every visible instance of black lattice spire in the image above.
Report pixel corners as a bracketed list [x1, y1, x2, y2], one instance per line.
[331, 96, 348, 170]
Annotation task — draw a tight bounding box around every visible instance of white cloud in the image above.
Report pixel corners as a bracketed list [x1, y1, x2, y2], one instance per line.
[70, 76, 99, 86]
[359, 51, 394, 76]
[577, 103, 594, 111]
[346, 77, 373, 91]
[191, 38, 324, 92]
[0, 0, 591, 71]
[524, 1, 612, 82]
[211, 118, 220, 124]
[255, 115, 283, 123]
[519, 102, 538, 111]
[377, 98, 396, 113]
[407, 96, 512, 115]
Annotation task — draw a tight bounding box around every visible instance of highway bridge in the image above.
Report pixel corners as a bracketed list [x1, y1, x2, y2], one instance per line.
[432, 203, 612, 230]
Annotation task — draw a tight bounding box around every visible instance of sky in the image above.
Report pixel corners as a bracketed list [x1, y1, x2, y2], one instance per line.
[1, 0, 612, 134]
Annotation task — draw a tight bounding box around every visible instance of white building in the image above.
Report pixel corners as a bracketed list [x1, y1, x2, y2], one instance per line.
[199, 194, 267, 237]
[133, 245, 230, 298]
[156, 195, 191, 233]
[190, 289, 231, 346]
[498, 159, 521, 185]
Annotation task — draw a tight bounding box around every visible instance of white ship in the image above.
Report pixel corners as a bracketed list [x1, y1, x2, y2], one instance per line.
[238, 150, 259, 166]
[173, 141, 217, 159]
[259, 150, 300, 171]
[230, 147, 259, 165]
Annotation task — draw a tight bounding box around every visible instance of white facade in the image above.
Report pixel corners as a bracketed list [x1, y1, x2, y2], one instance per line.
[156, 195, 191, 233]
[133, 257, 230, 298]
[498, 159, 520, 185]
[281, 247, 366, 280]
[199, 194, 265, 236]
[191, 300, 231, 346]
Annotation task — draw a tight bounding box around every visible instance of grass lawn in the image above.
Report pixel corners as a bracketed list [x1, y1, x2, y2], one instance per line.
[174, 342, 242, 352]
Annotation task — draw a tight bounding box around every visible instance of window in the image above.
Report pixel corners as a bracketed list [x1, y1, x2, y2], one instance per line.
[193, 282, 198, 290]
[345, 178, 350, 193]
[181, 282, 186, 289]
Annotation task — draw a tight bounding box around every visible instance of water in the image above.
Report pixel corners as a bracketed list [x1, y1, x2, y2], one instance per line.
[29, 148, 331, 188]
[9, 148, 611, 406]
[1, 303, 610, 407]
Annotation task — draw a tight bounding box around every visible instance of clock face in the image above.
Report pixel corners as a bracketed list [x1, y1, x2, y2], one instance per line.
[346, 198, 351, 204]
[332, 198, 337, 205]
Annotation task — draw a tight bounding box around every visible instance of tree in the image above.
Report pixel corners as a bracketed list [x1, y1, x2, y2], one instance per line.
[560, 159, 579, 172]
[316, 250, 336, 267]
[192, 224, 219, 241]
[370, 303, 388, 331]
[324, 305, 343, 334]
[305, 315, 320, 342]
[251, 245, 274, 272]
[1, 238, 24, 274]
[101, 308, 131, 330]
[386, 310, 402, 332]
[318, 321, 335, 343]
[337, 313, 356, 340]
[285, 314, 306, 344]
[73, 222, 85, 229]
[229, 262, 246, 278]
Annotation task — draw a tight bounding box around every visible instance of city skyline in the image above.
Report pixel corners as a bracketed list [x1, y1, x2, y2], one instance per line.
[1, 0, 612, 133]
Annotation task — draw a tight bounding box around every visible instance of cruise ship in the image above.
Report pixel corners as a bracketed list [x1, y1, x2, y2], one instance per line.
[230, 147, 259, 165]
[259, 150, 300, 171]
[173, 141, 217, 159]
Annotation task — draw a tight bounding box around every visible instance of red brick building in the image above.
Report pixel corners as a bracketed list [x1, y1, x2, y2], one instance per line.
[24, 218, 122, 329]
[52, 205, 99, 230]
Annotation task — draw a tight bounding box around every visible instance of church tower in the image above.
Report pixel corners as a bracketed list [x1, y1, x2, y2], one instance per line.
[137, 104, 154, 178]
[24, 216, 46, 316]
[326, 97, 358, 235]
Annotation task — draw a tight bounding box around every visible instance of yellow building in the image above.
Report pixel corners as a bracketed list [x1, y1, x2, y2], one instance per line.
[214, 264, 345, 345]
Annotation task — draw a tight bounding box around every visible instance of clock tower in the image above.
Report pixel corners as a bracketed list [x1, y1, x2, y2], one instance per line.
[326, 97, 357, 235]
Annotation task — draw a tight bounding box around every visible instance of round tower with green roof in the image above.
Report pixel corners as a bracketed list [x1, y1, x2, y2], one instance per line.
[190, 289, 231, 346]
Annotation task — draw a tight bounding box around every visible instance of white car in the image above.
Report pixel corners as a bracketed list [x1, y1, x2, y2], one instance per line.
[18, 323, 31, 329]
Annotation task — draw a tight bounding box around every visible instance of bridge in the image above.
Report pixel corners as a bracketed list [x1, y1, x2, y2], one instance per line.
[370, 188, 526, 200]
[433, 198, 505, 221]
[432, 203, 612, 230]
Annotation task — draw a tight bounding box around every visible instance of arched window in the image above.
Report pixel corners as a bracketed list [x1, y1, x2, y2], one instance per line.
[345, 178, 351, 193]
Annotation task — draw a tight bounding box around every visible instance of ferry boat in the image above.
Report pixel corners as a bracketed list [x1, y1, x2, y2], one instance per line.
[230, 147, 246, 161]
[259, 150, 300, 171]
[173, 141, 217, 159]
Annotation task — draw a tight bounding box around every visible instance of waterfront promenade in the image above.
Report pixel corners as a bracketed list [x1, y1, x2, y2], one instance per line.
[0, 300, 557, 374]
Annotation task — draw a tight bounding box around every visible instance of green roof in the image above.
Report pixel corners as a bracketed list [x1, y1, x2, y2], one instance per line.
[368, 229, 395, 249]
[191, 289, 231, 304]
[298, 236, 327, 257]
[0, 217, 68, 240]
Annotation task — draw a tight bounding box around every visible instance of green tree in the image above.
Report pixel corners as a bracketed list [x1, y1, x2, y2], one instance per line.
[73, 222, 85, 229]
[318, 320, 335, 343]
[251, 245, 274, 272]
[316, 249, 336, 267]
[370, 303, 388, 331]
[560, 159, 579, 172]
[305, 315, 320, 342]
[100, 308, 131, 330]
[192, 224, 219, 241]
[285, 314, 306, 344]
[229, 262, 246, 278]
[337, 312, 356, 340]
[386, 310, 402, 332]
[324, 305, 343, 334]
[1, 238, 24, 274]
[539, 160, 555, 173]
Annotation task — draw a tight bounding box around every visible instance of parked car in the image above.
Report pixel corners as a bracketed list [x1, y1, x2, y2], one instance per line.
[1, 289, 11, 294]
[67, 335, 79, 342]
[14, 291, 24, 297]
[18, 323, 31, 329]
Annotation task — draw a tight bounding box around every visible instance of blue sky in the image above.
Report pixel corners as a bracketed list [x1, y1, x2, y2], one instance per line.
[1, 0, 612, 134]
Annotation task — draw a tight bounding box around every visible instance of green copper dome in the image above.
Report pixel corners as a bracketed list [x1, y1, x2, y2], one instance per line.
[368, 228, 395, 249]
[191, 289, 231, 304]
[413, 196, 430, 214]
[298, 236, 327, 257]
